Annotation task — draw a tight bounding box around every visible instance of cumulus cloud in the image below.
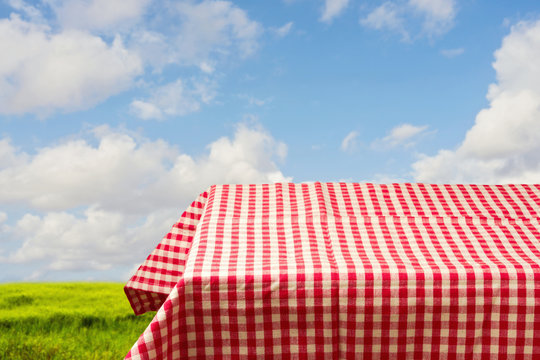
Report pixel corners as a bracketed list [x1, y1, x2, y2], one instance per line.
[372, 123, 429, 149]
[0, 123, 290, 278]
[0, 1, 262, 117]
[7, 0, 44, 23]
[413, 19, 540, 183]
[198, 124, 289, 184]
[0, 15, 142, 115]
[3, 207, 182, 279]
[0, 138, 27, 168]
[360, 0, 456, 39]
[1, 129, 170, 212]
[130, 78, 216, 120]
[320, 0, 349, 23]
[0, 123, 289, 213]
[48, 0, 151, 32]
[341, 131, 359, 152]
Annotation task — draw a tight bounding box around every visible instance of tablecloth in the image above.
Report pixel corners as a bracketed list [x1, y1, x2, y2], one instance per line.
[124, 182, 540, 359]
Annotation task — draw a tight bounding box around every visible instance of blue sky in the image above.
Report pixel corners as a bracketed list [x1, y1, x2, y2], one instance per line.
[1, 0, 540, 282]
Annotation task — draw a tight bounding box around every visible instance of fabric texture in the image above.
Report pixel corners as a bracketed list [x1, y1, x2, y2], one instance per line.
[124, 191, 208, 315]
[125, 182, 540, 359]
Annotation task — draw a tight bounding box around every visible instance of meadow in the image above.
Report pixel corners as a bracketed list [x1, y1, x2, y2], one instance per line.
[0, 283, 155, 359]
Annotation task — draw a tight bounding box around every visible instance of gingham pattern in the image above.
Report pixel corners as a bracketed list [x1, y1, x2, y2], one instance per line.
[125, 183, 540, 359]
[124, 191, 208, 315]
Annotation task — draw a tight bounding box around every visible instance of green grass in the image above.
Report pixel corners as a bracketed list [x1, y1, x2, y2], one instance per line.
[0, 283, 155, 360]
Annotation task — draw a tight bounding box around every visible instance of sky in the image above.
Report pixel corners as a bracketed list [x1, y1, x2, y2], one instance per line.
[1, 0, 540, 282]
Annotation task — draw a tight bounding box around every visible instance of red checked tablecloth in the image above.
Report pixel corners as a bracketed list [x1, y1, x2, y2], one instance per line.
[124, 183, 540, 359]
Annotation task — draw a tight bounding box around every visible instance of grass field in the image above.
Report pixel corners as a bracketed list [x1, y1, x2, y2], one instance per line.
[0, 283, 155, 360]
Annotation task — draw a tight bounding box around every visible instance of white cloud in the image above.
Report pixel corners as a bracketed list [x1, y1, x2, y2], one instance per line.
[0, 1, 262, 117]
[274, 21, 294, 37]
[385, 124, 429, 145]
[360, 0, 456, 39]
[127, 29, 176, 70]
[129, 100, 162, 120]
[0, 138, 27, 168]
[0, 129, 170, 212]
[3, 207, 179, 276]
[320, 0, 349, 23]
[173, 0, 262, 64]
[199, 61, 215, 74]
[47, 0, 151, 32]
[124, 1, 263, 113]
[126, 1, 262, 70]
[0, 15, 142, 115]
[360, 2, 408, 40]
[413, 19, 540, 183]
[0, 123, 290, 213]
[7, 0, 44, 23]
[130, 78, 217, 120]
[408, 0, 456, 35]
[0, 123, 291, 278]
[341, 131, 359, 152]
[440, 47, 464, 58]
[374, 123, 429, 148]
[198, 124, 290, 184]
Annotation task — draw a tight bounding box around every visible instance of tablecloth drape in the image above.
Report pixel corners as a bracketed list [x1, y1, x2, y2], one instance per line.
[125, 183, 540, 359]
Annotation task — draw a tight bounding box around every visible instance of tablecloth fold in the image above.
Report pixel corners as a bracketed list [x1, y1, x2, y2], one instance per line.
[124, 191, 208, 315]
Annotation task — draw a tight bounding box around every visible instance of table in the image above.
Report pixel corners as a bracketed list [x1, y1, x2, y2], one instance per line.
[124, 183, 540, 359]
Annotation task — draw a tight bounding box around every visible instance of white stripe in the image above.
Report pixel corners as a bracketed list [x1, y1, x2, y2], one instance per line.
[462, 184, 497, 219]
[397, 183, 421, 217]
[409, 183, 431, 216]
[510, 185, 538, 219]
